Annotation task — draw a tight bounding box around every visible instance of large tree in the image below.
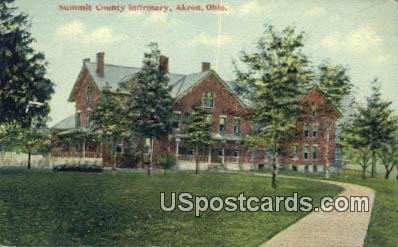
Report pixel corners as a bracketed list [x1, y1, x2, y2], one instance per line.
[185, 106, 213, 174]
[123, 43, 173, 175]
[318, 61, 352, 110]
[343, 79, 397, 178]
[92, 84, 130, 170]
[0, 0, 54, 126]
[234, 25, 312, 188]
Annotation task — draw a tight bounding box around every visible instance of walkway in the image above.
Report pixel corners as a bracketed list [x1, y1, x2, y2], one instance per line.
[258, 175, 375, 247]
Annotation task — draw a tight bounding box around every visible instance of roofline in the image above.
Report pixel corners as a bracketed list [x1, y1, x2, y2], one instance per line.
[175, 70, 253, 109]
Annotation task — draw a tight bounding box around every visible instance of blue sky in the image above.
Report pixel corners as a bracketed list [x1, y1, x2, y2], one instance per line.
[13, 0, 398, 125]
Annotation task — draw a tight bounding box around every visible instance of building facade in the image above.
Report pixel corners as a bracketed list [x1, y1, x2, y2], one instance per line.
[52, 52, 340, 170]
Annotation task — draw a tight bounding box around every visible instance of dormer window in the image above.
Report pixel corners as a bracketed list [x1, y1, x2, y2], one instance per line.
[86, 85, 93, 105]
[203, 92, 214, 109]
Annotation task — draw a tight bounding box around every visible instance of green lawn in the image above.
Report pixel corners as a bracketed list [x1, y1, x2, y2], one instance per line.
[0, 169, 341, 246]
[276, 169, 398, 247]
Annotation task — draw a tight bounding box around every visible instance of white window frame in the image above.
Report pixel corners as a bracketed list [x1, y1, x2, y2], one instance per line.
[312, 145, 318, 161]
[233, 149, 240, 163]
[219, 115, 227, 133]
[172, 111, 181, 130]
[203, 92, 214, 109]
[303, 145, 309, 160]
[116, 142, 124, 155]
[233, 117, 241, 136]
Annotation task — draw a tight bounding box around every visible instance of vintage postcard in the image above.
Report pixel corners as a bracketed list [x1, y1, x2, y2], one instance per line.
[0, 0, 397, 246]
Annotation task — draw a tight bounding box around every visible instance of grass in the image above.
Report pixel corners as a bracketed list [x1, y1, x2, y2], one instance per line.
[0, 169, 341, 246]
[276, 168, 398, 247]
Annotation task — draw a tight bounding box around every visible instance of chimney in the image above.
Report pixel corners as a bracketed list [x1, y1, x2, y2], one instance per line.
[96, 52, 105, 77]
[83, 58, 90, 64]
[159, 55, 169, 73]
[202, 62, 211, 72]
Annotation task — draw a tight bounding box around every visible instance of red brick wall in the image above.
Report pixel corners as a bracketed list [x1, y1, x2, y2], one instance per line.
[282, 88, 337, 166]
[73, 69, 101, 128]
[173, 73, 251, 134]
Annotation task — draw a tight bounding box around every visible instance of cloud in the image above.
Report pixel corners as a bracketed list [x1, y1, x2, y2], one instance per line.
[238, 1, 262, 17]
[56, 21, 84, 38]
[56, 21, 126, 44]
[320, 25, 383, 53]
[347, 25, 382, 52]
[321, 34, 339, 48]
[305, 7, 325, 18]
[192, 33, 234, 47]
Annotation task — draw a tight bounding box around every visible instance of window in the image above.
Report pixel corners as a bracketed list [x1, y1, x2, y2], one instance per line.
[218, 148, 224, 158]
[304, 124, 309, 138]
[75, 112, 81, 129]
[312, 145, 318, 160]
[233, 117, 240, 136]
[86, 85, 93, 105]
[86, 112, 91, 128]
[116, 142, 124, 154]
[311, 106, 317, 116]
[172, 112, 181, 129]
[203, 92, 214, 108]
[291, 145, 298, 159]
[312, 123, 319, 138]
[184, 112, 190, 124]
[303, 145, 309, 160]
[219, 116, 227, 132]
[188, 148, 194, 161]
[233, 149, 239, 163]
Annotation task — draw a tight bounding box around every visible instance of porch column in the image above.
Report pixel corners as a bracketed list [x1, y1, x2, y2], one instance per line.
[208, 146, 212, 163]
[175, 137, 180, 164]
[82, 138, 86, 158]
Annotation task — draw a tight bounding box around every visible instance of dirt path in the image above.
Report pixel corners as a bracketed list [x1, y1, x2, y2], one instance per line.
[258, 175, 375, 247]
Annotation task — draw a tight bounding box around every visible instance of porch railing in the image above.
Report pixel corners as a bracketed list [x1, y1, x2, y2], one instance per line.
[177, 154, 256, 164]
[52, 151, 101, 158]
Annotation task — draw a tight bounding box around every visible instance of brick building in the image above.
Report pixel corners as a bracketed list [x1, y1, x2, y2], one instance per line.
[52, 52, 340, 170]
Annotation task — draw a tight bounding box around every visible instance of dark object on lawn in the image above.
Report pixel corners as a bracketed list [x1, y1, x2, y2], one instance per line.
[53, 164, 103, 172]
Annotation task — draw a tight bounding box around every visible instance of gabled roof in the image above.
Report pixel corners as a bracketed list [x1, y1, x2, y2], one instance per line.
[69, 61, 254, 108]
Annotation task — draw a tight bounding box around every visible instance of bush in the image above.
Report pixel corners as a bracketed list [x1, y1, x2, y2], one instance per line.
[53, 164, 103, 173]
[157, 153, 177, 175]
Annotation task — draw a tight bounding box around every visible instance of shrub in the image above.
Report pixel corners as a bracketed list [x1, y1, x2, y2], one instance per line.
[157, 153, 177, 175]
[53, 164, 103, 172]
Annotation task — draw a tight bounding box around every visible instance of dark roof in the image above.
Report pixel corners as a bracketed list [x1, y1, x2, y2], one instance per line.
[72, 61, 254, 108]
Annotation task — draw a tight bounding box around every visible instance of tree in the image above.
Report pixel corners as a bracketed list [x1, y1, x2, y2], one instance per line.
[0, 0, 54, 127]
[123, 43, 173, 175]
[358, 79, 396, 177]
[318, 61, 352, 110]
[378, 142, 398, 179]
[185, 106, 213, 174]
[92, 84, 130, 170]
[157, 153, 177, 176]
[234, 25, 312, 188]
[17, 125, 51, 169]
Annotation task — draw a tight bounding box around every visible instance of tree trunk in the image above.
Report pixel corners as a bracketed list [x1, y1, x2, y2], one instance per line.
[362, 165, 366, 179]
[164, 167, 167, 176]
[27, 151, 32, 170]
[371, 150, 377, 178]
[271, 152, 278, 189]
[148, 137, 153, 176]
[195, 145, 199, 175]
[112, 140, 117, 170]
[384, 165, 392, 179]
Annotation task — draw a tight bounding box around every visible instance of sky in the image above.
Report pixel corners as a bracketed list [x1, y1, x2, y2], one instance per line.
[12, 0, 398, 125]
